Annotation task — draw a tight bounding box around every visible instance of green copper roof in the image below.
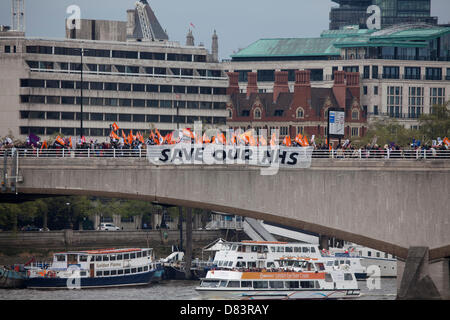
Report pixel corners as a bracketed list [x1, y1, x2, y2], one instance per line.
[334, 26, 450, 48]
[231, 38, 344, 58]
[374, 26, 450, 40]
[231, 25, 450, 59]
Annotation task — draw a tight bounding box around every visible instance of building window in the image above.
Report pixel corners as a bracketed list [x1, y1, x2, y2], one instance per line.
[430, 88, 446, 109]
[296, 107, 304, 119]
[363, 66, 370, 79]
[296, 126, 304, 135]
[374, 105, 379, 115]
[257, 70, 275, 82]
[383, 66, 400, 79]
[280, 127, 289, 136]
[351, 127, 359, 137]
[425, 68, 442, 81]
[254, 108, 261, 119]
[274, 110, 284, 117]
[363, 86, 368, 95]
[387, 86, 403, 118]
[351, 109, 359, 120]
[374, 86, 378, 95]
[372, 66, 379, 79]
[404, 67, 421, 80]
[408, 87, 424, 119]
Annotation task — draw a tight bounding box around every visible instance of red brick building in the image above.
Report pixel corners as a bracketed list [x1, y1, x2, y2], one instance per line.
[225, 70, 368, 141]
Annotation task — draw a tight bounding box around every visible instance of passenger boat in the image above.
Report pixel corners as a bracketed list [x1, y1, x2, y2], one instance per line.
[196, 257, 360, 300]
[330, 245, 397, 277]
[211, 240, 367, 280]
[25, 248, 161, 289]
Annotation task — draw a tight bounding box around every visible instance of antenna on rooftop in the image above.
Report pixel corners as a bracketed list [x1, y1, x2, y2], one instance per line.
[11, 0, 25, 32]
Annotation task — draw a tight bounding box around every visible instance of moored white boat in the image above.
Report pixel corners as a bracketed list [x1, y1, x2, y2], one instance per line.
[196, 257, 360, 300]
[25, 248, 162, 289]
[211, 240, 367, 279]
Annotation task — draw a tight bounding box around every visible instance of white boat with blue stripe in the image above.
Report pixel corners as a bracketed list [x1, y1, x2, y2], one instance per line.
[25, 248, 161, 289]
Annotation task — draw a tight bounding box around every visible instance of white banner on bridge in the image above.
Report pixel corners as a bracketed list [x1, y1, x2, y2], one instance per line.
[147, 144, 314, 169]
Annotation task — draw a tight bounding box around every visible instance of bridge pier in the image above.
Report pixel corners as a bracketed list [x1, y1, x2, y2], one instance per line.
[319, 235, 329, 250]
[397, 247, 449, 300]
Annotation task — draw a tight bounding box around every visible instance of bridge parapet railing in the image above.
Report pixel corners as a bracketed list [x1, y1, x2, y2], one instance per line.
[0, 148, 449, 160]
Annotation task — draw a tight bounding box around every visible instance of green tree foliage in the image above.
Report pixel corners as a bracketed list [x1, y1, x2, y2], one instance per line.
[419, 103, 450, 141]
[0, 197, 164, 231]
[359, 119, 421, 147]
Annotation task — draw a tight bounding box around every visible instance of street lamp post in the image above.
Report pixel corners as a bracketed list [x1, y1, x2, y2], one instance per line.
[80, 48, 85, 140]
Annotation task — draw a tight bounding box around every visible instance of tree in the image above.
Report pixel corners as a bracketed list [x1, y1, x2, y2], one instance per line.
[359, 119, 421, 148]
[419, 102, 450, 142]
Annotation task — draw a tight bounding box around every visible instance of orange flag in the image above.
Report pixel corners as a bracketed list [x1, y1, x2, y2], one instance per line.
[444, 137, 450, 147]
[295, 134, 303, 145]
[259, 135, 267, 146]
[138, 132, 145, 143]
[183, 128, 194, 139]
[55, 136, 65, 146]
[302, 135, 309, 146]
[202, 133, 210, 144]
[216, 133, 226, 145]
[110, 131, 120, 140]
[282, 136, 292, 147]
[270, 133, 277, 147]
[112, 122, 119, 132]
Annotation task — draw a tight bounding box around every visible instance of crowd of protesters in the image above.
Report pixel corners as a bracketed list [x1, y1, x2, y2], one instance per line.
[1, 128, 449, 160]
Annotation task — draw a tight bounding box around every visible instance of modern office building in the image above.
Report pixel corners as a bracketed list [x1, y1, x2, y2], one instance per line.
[0, 1, 228, 140]
[330, 0, 438, 30]
[223, 24, 450, 133]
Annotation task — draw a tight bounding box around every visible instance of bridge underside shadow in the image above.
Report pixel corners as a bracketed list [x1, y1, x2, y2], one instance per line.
[11, 187, 449, 263]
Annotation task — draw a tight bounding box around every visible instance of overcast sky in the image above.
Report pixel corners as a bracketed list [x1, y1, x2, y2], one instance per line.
[1, 0, 450, 60]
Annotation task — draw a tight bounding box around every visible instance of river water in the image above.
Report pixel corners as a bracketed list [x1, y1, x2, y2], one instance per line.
[0, 278, 396, 300]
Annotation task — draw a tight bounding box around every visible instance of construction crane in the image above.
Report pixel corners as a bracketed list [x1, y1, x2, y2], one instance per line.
[135, 0, 154, 41]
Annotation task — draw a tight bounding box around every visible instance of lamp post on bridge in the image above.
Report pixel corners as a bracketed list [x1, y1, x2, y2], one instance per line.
[78, 48, 91, 141]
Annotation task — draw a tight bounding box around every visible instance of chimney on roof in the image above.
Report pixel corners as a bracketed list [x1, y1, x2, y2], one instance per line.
[294, 70, 312, 110]
[246, 72, 258, 98]
[333, 71, 347, 109]
[346, 72, 360, 101]
[273, 71, 289, 103]
[227, 72, 239, 95]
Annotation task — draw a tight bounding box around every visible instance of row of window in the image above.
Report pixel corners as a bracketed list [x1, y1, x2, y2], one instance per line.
[236, 66, 450, 83]
[200, 280, 323, 289]
[96, 266, 150, 278]
[27, 60, 224, 79]
[363, 66, 449, 80]
[26, 45, 208, 62]
[20, 95, 226, 110]
[20, 126, 189, 137]
[20, 79, 227, 95]
[19, 111, 226, 125]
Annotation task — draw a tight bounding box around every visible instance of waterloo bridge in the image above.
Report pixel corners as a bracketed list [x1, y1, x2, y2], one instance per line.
[1, 148, 449, 299]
